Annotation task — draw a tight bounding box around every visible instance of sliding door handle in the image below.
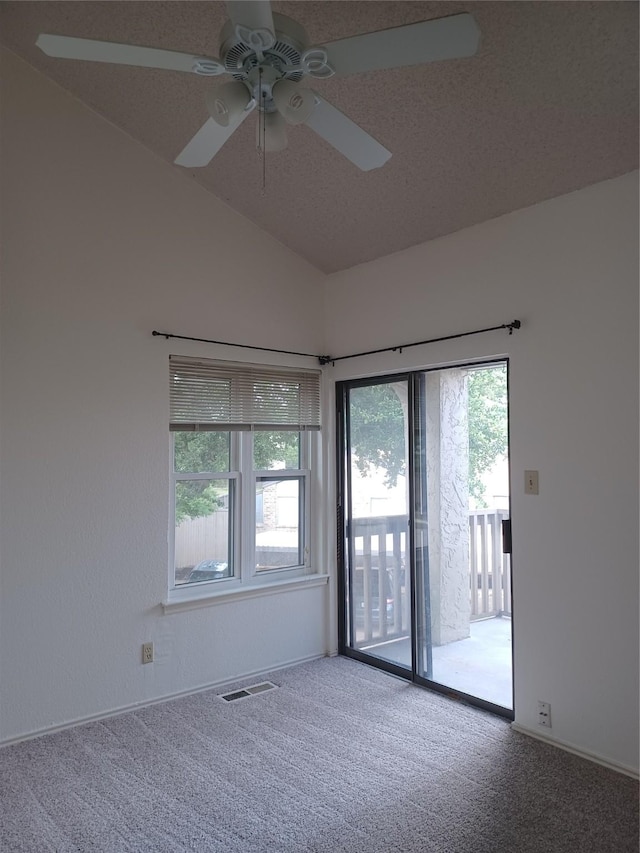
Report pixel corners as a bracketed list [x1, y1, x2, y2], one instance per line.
[502, 519, 512, 554]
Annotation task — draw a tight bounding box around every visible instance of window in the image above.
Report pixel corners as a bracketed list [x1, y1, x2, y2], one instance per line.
[254, 430, 304, 571]
[170, 357, 320, 591]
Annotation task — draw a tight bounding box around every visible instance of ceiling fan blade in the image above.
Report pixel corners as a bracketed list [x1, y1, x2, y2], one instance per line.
[323, 13, 480, 77]
[36, 34, 225, 75]
[305, 93, 391, 172]
[174, 107, 253, 167]
[225, 1, 274, 37]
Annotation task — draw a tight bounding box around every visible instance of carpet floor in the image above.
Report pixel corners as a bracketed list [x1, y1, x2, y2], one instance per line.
[0, 656, 638, 852]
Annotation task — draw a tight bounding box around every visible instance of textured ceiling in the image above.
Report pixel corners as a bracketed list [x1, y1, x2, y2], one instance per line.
[1, 1, 637, 273]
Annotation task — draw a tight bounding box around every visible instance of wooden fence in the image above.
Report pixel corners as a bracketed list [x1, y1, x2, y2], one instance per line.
[175, 511, 229, 570]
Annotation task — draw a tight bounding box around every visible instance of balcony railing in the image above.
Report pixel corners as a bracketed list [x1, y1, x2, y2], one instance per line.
[469, 508, 511, 619]
[350, 514, 408, 644]
[350, 509, 511, 643]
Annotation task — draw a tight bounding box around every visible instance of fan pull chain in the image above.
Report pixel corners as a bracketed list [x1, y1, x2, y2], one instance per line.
[262, 92, 267, 195]
[258, 68, 266, 196]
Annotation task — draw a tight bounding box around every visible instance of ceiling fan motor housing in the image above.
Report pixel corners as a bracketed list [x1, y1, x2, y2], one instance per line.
[220, 13, 309, 112]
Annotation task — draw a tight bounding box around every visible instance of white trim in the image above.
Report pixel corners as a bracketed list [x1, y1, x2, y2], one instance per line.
[0, 653, 327, 750]
[163, 571, 329, 614]
[511, 722, 639, 780]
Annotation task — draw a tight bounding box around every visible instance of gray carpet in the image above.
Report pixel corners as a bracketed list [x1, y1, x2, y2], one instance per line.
[0, 656, 637, 852]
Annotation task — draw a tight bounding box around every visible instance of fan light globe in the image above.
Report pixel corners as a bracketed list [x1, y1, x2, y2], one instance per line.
[257, 111, 288, 152]
[206, 81, 251, 127]
[272, 80, 315, 125]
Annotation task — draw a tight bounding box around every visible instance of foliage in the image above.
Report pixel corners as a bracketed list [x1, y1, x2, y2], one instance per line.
[467, 365, 508, 505]
[174, 480, 224, 525]
[173, 430, 299, 523]
[349, 383, 406, 488]
[349, 367, 508, 505]
[254, 431, 299, 470]
[173, 431, 230, 476]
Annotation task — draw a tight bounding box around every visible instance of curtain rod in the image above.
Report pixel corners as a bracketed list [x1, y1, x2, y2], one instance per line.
[152, 320, 521, 366]
[152, 330, 321, 361]
[319, 320, 522, 365]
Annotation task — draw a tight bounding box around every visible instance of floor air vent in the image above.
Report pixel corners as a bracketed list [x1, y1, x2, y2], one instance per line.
[220, 681, 277, 702]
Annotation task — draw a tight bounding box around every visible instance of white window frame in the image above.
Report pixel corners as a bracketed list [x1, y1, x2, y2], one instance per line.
[169, 430, 314, 598]
[248, 431, 312, 578]
[168, 431, 319, 607]
[170, 431, 241, 590]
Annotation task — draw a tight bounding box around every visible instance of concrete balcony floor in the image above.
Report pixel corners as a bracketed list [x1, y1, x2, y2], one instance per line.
[360, 615, 513, 710]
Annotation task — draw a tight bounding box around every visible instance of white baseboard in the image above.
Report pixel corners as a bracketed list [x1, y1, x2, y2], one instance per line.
[511, 722, 639, 780]
[0, 652, 327, 749]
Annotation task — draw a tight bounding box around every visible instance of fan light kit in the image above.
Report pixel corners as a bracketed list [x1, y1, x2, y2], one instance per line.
[35, 0, 481, 171]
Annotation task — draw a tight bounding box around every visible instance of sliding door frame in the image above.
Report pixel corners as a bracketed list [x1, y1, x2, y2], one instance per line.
[336, 359, 514, 720]
[336, 373, 415, 681]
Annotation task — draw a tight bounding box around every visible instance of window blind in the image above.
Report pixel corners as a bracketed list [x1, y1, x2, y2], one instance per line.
[170, 356, 321, 431]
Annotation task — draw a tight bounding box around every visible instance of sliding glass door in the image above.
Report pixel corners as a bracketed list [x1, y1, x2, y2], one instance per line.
[337, 361, 513, 716]
[341, 378, 413, 671]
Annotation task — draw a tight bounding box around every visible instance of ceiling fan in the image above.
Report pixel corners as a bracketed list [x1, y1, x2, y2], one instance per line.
[35, 1, 480, 171]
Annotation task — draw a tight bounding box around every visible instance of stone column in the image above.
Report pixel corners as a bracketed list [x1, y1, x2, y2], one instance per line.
[425, 369, 470, 645]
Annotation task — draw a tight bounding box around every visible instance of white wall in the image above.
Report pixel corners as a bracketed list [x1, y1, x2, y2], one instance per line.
[323, 171, 639, 774]
[0, 49, 328, 742]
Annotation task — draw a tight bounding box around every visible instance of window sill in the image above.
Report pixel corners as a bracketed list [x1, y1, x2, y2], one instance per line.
[162, 572, 330, 615]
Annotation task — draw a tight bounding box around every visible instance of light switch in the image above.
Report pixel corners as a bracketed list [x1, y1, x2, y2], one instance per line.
[524, 470, 539, 495]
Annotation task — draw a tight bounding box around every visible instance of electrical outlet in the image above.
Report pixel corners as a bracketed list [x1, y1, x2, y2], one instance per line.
[538, 700, 551, 728]
[525, 470, 539, 495]
[142, 642, 154, 664]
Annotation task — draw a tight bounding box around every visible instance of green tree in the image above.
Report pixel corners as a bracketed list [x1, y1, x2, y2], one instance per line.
[175, 480, 224, 525]
[254, 431, 300, 469]
[348, 367, 508, 505]
[349, 383, 406, 487]
[173, 430, 300, 522]
[467, 365, 508, 505]
[174, 431, 230, 476]
[173, 432, 228, 523]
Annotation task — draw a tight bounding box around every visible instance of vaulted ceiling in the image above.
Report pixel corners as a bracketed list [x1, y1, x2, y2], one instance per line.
[1, 1, 637, 273]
